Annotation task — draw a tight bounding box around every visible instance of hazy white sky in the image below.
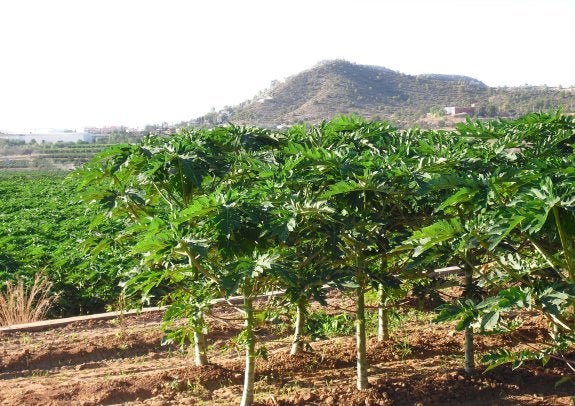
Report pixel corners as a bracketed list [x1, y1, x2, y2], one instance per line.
[0, 0, 574, 132]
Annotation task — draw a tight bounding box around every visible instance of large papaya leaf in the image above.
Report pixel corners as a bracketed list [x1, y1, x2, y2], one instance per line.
[398, 218, 464, 257]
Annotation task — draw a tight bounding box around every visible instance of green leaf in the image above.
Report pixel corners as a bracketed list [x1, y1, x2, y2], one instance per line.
[481, 349, 513, 372]
[436, 187, 477, 212]
[455, 313, 476, 331]
[400, 219, 463, 257]
[434, 302, 466, 323]
[480, 311, 500, 331]
[487, 215, 525, 251]
[178, 195, 218, 223]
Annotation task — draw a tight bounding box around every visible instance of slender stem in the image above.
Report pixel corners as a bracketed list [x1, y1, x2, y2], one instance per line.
[529, 237, 564, 278]
[464, 325, 475, 374]
[378, 283, 389, 341]
[180, 246, 210, 367]
[240, 295, 255, 406]
[181, 244, 219, 284]
[290, 295, 307, 355]
[153, 182, 175, 211]
[463, 261, 475, 374]
[193, 328, 208, 366]
[553, 206, 575, 282]
[356, 273, 369, 390]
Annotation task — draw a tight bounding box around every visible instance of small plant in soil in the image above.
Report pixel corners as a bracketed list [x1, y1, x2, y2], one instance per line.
[391, 338, 413, 359]
[0, 272, 59, 326]
[306, 311, 355, 340]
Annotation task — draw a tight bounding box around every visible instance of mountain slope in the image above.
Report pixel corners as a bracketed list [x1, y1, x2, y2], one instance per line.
[194, 60, 574, 128]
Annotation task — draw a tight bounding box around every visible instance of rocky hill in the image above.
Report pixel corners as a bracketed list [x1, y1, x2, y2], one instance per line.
[194, 60, 575, 129]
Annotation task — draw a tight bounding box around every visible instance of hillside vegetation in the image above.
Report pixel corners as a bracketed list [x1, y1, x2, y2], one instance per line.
[195, 60, 575, 128]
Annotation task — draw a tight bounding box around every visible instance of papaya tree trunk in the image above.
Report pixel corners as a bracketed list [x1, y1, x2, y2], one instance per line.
[463, 262, 475, 374]
[377, 283, 389, 342]
[240, 296, 256, 406]
[193, 330, 208, 366]
[192, 310, 208, 366]
[290, 295, 307, 355]
[356, 274, 369, 390]
[464, 325, 475, 374]
[552, 207, 575, 329]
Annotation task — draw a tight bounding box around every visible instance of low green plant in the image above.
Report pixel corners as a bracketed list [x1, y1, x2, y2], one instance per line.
[185, 378, 209, 396]
[306, 311, 355, 340]
[108, 293, 129, 343]
[392, 338, 413, 359]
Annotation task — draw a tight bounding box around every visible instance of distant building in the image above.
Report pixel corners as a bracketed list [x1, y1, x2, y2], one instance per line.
[84, 126, 133, 134]
[444, 106, 476, 116]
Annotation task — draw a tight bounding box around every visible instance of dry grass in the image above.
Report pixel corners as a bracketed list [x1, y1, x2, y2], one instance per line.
[0, 272, 58, 326]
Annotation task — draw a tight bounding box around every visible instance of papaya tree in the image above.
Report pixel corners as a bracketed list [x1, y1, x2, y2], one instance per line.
[461, 112, 575, 372]
[284, 116, 421, 388]
[206, 187, 281, 406]
[269, 198, 343, 355]
[207, 130, 287, 406]
[399, 112, 575, 374]
[77, 125, 270, 365]
[267, 128, 351, 355]
[80, 123, 292, 405]
[396, 124, 500, 374]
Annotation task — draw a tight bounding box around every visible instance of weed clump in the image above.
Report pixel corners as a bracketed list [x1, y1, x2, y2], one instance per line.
[0, 272, 58, 326]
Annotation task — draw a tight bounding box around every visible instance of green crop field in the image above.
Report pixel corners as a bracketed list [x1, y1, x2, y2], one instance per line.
[2, 112, 575, 405]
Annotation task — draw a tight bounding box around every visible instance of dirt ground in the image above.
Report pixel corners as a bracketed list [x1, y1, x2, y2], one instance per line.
[1, 294, 573, 406]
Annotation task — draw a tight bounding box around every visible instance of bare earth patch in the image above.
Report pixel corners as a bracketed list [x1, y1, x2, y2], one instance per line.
[0, 299, 573, 405]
